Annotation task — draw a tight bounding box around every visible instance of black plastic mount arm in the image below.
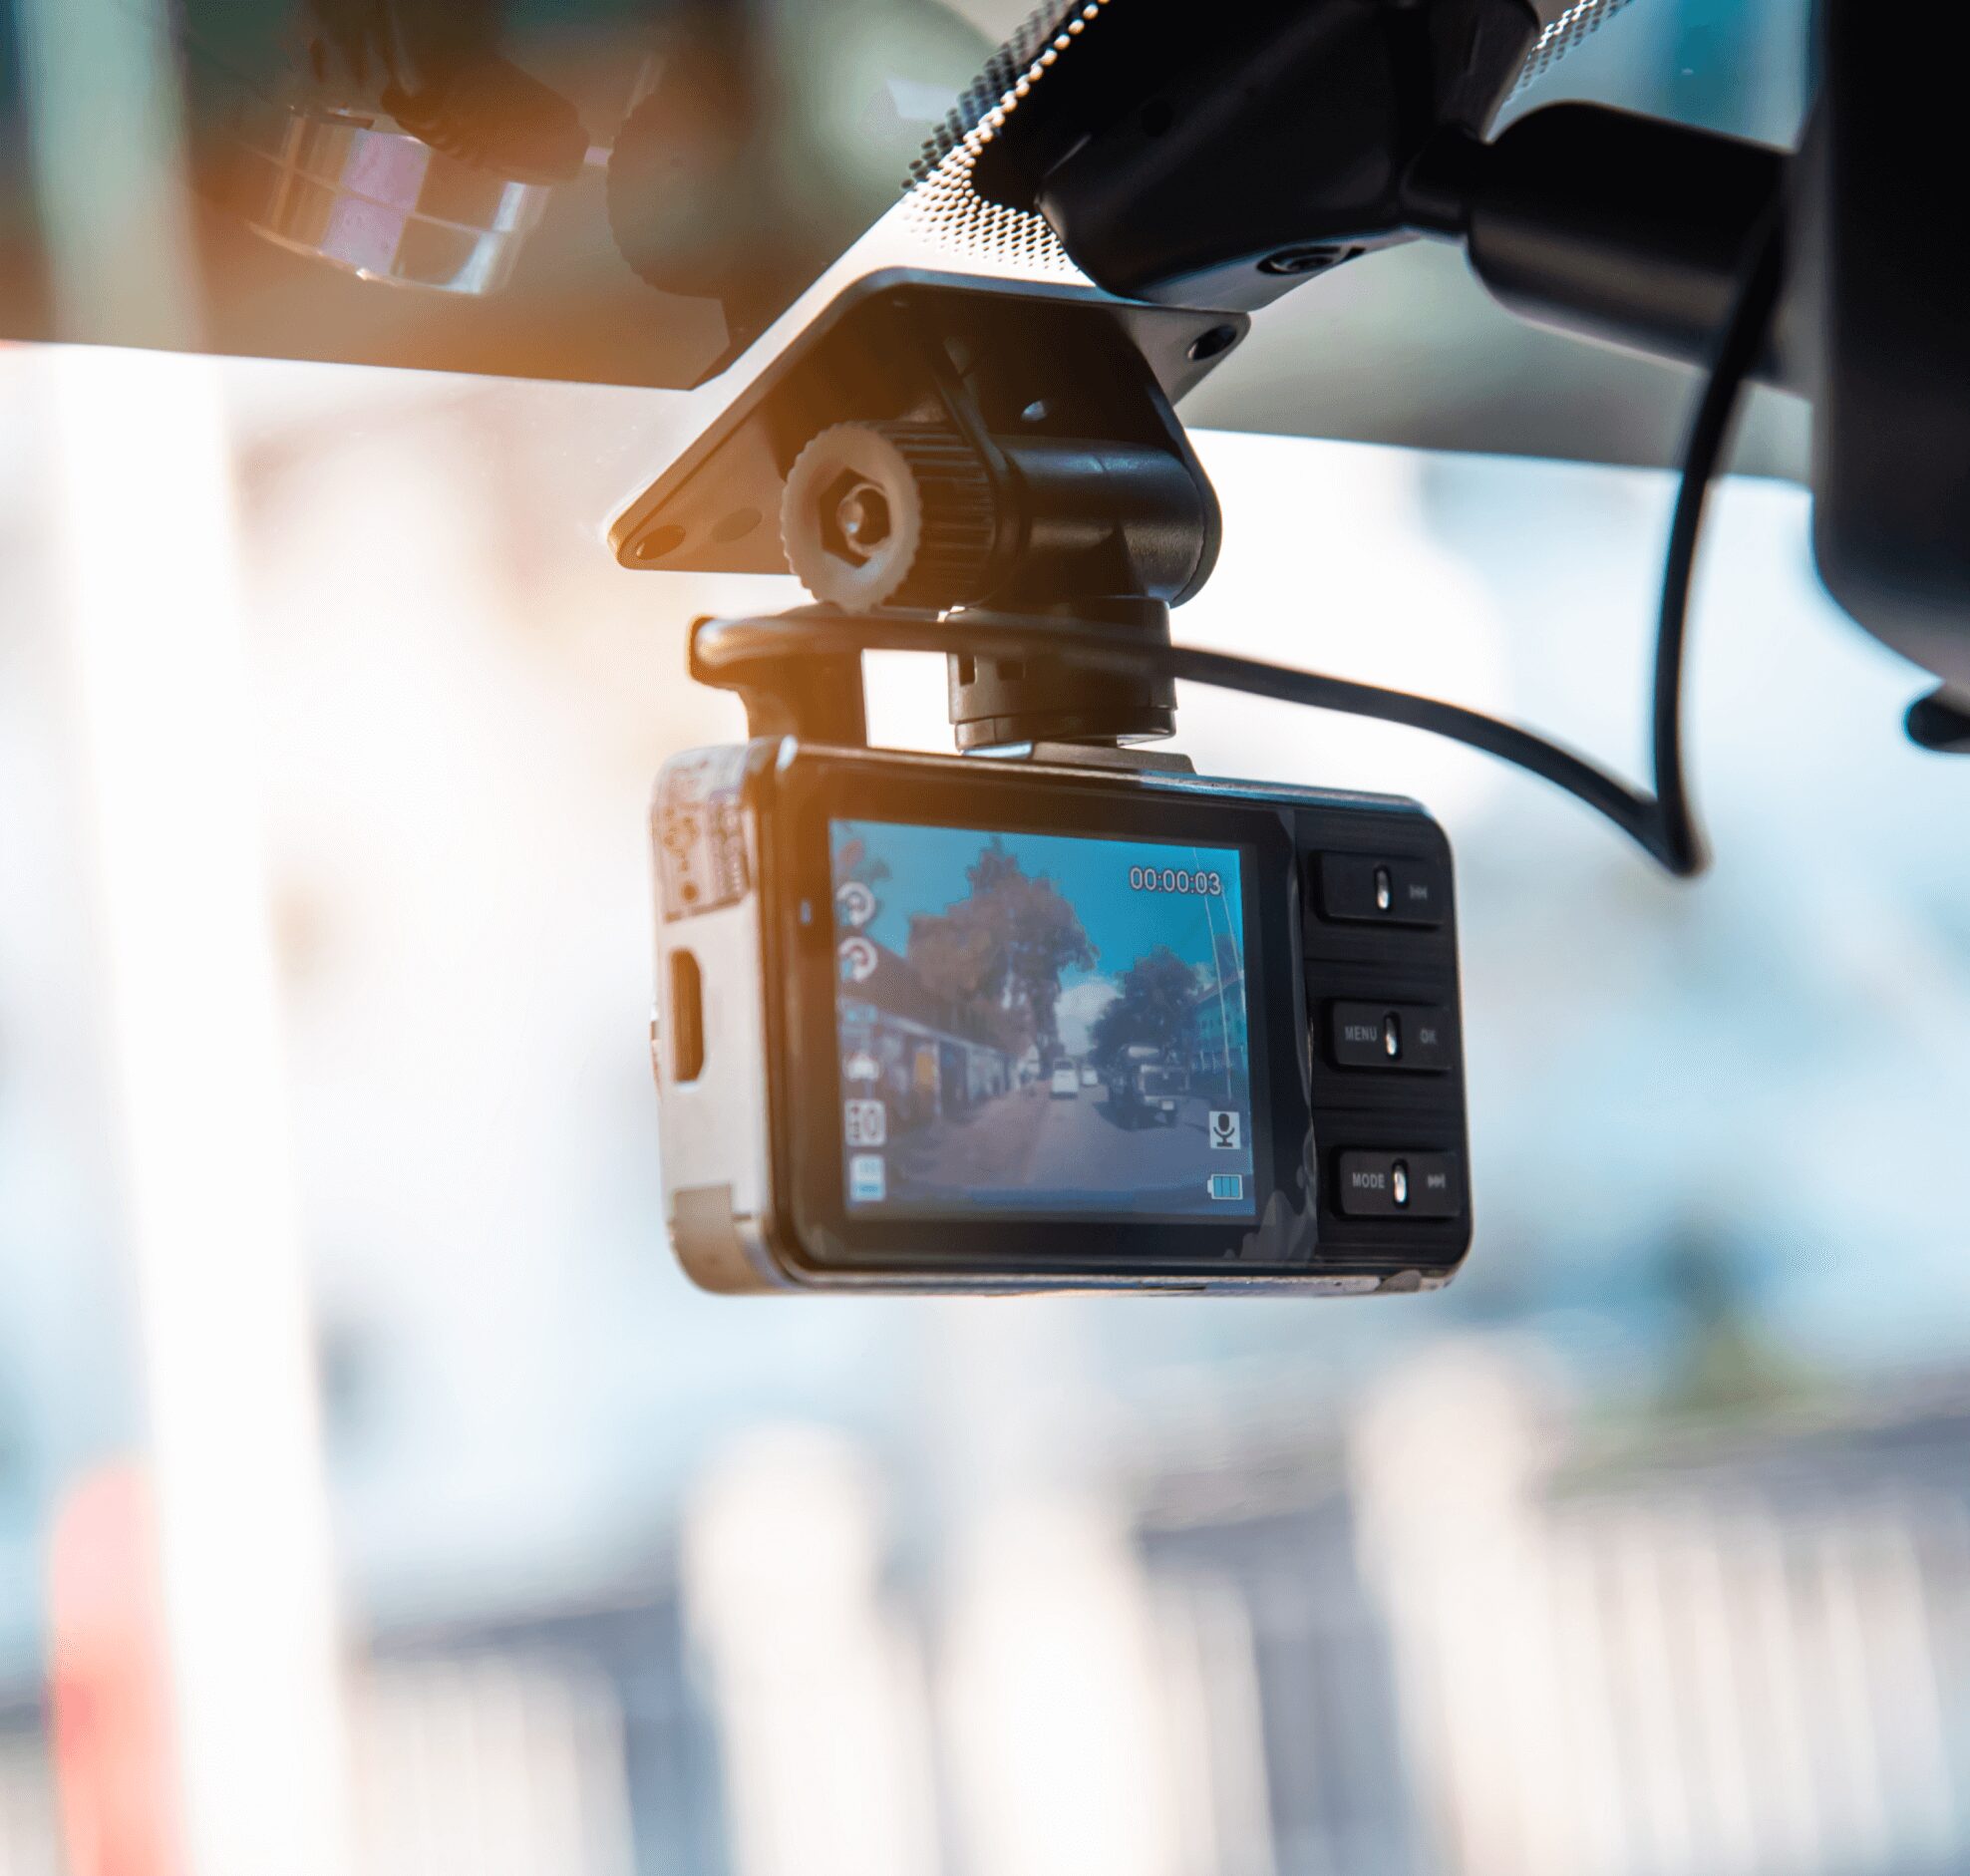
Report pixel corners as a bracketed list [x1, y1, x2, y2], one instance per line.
[959, 0, 1798, 394]
[1406, 105, 1798, 390]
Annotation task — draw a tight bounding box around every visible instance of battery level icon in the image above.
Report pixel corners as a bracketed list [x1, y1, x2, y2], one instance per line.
[1208, 1173, 1244, 1202]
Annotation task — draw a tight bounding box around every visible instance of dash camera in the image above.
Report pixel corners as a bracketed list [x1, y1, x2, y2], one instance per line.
[650, 738, 1471, 1294]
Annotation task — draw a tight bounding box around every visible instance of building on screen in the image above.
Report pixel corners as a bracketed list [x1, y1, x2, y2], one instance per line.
[1191, 965, 1249, 1100]
[838, 941, 1015, 1129]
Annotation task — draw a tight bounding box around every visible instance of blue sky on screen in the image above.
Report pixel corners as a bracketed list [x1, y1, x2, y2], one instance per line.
[830, 820, 1243, 991]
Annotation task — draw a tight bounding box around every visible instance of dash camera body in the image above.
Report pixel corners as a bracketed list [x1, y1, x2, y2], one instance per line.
[651, 739, 1471, 1294]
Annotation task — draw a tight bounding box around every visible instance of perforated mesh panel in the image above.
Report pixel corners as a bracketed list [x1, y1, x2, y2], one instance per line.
[909, 0, 1099, 185]
[1511, 0, 1640, 92]
[901, 0, 1110, 272]
[902, 151, 1085, 272]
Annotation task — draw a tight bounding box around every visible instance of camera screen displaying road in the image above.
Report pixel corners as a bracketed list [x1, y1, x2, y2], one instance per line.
[830, 818, 1256, 1217]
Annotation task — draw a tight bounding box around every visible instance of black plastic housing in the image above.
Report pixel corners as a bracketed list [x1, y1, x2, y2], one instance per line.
[966, 0, 1539, 311]
[614, 269, 1243, 750]
[1428, 106, 1797, 386]
[1806, 0, 1970, 693]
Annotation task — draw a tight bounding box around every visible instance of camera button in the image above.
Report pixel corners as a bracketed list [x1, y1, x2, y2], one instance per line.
[1330, 1002, 1455, 1071]
[1408, 1155, 1463, 1217]
[1337, 1152, 1400, 1214]
[1337, 1151, 1463, 1218]
[1318, 853, 1447, 927]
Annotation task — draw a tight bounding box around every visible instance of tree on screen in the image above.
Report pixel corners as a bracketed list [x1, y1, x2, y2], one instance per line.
[1089, 945, 1200, 1068]
[1213, 927, 1241, 983]
[907, 838, 1095, 1057]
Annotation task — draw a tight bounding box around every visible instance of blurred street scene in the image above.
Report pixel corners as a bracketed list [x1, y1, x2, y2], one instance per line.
[830, 822, 1254, 1214]
[15, 1333, 1970, 1876]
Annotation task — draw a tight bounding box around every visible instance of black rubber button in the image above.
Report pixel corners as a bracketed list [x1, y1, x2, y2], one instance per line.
[1318, 853, 1447, 927]
[1330, 1002, 1456, 1071]
[1336, 1151, 1463, 1217]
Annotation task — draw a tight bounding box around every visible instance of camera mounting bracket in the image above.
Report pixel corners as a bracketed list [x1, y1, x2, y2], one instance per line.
[615, 269, 1247, 751]
[684, 598, 1196, 777]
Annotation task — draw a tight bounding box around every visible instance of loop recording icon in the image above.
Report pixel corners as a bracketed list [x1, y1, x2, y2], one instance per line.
[838, 934, 879, 983]
[834, 880, 877, 928]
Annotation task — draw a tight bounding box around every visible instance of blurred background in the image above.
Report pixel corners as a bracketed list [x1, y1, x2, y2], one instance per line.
[3, 0, 1813, 471]
[9, 1, 1970, 1874]
[6, 337, 1970, 1876]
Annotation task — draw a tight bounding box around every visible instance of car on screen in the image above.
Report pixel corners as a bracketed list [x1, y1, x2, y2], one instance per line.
[1049, 1063, 1080, 1098]
[1109, 1048, 1187, 1125]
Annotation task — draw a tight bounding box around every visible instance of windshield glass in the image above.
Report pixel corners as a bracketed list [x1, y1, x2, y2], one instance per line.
[0, 0, 994, 386]
[1, 0, 1811, 471]
[5, 336, 1969, 1871]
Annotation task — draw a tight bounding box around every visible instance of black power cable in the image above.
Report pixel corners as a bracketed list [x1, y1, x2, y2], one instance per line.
[697, 605, 1679, 850]
[694, 215, 1786, 877]
[1650, 206, 1788, 874]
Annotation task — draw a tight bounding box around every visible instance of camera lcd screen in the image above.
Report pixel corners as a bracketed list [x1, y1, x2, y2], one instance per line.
[829, 818, 1257, 1218]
